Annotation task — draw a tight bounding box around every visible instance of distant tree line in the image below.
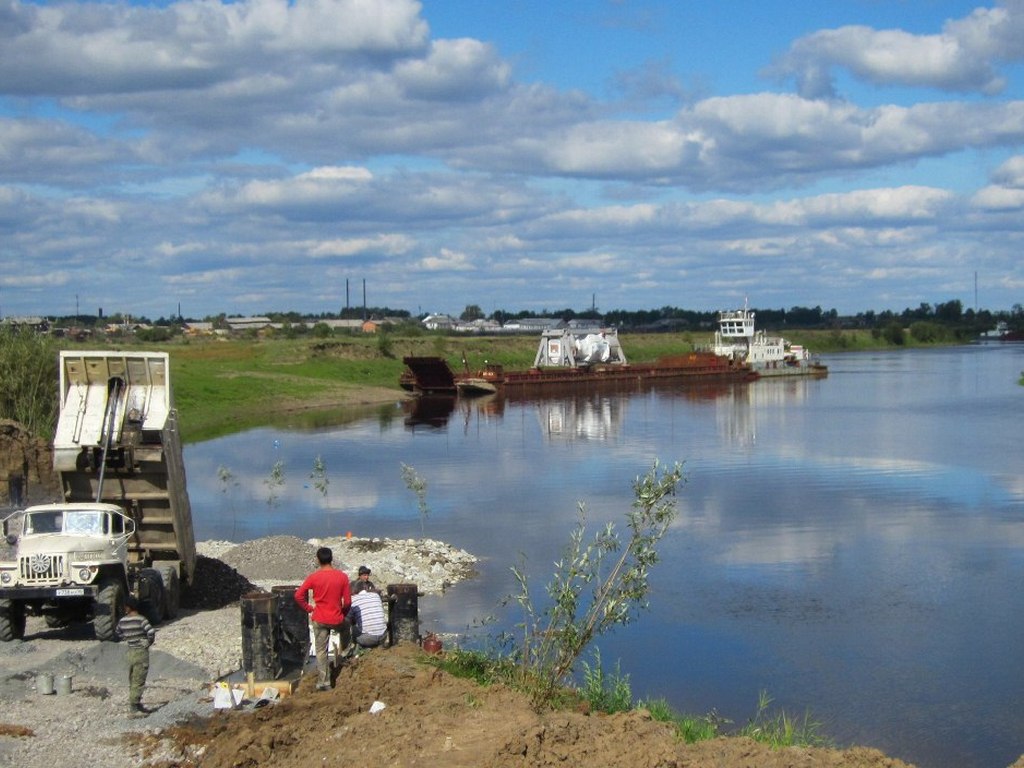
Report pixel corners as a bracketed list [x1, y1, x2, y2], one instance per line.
[28, 298, 1024, 341]
[486, 300, 1023, 340]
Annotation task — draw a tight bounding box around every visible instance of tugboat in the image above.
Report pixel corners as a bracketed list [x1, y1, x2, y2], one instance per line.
[710, 303, 827, 377]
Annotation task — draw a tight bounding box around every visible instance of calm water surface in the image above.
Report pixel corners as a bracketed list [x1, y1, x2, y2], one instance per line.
[185, 344, 1024, 768]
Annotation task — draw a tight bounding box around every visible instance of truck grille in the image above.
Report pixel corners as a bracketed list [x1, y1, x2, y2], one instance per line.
[19, 554, 65, 583]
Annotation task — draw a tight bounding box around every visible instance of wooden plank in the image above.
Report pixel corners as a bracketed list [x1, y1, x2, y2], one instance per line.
[232, 679, 295, 699]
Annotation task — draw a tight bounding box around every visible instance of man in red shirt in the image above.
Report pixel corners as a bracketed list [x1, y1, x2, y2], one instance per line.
[294, 546, 351, 690]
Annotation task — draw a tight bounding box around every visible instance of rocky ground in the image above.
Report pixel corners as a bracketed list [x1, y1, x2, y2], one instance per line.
[0, 534, 477, 768]
[1, 534, 1021, 768]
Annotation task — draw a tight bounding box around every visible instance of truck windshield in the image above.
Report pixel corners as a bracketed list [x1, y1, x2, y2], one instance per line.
[63, 511, 107, 535]
[25, 511, 63, 534]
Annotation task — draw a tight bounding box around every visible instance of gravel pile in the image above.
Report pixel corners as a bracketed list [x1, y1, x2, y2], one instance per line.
[0, 534, 478, 768]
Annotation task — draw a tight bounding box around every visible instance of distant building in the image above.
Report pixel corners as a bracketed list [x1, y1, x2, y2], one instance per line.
[0, 316, 49, 333]
[454, 318, 502, 333]
[184, 322, 220, 336]
[226, 316, 272, 332]
[566, 318, 604, 333]
[319, 319, 364, 331]
[501, 317, 561, 333]
[422, 313, 456, 331]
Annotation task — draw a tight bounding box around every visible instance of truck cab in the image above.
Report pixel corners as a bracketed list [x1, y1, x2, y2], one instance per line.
[0, 503, 141, 640]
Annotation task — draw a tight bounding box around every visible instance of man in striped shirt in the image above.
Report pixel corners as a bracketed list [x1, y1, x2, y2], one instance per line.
[115, 596, 156, 718]
[347, 588, 387, 648]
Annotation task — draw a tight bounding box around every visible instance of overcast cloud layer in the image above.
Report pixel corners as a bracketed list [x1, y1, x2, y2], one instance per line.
[1, 0, 1022, 319]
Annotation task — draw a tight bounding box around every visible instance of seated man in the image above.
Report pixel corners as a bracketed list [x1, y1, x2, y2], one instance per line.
[347, 587, 387, 648]
[352, 565, 377, 595]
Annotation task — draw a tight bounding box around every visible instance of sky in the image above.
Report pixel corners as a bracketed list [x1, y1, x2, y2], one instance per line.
[1, 0, 1023, 321]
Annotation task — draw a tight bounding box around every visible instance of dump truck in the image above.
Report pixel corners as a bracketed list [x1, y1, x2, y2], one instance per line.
[0, 351, 196, 641]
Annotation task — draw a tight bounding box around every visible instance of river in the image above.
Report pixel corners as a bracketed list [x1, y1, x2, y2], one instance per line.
[184, 342, 1024, 768]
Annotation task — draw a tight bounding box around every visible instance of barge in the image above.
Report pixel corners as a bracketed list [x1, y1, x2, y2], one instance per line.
[401, 328, 756, 397]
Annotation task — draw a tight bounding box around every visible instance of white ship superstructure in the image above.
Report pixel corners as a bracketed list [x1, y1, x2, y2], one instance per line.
[711, 304, 824, 377]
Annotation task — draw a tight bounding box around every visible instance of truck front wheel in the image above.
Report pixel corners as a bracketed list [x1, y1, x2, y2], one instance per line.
[94, 579, 125, 641]
[0, 599, 26, 641]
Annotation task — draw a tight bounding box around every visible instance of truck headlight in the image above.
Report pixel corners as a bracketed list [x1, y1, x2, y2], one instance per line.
[78, 568, 93, 581]
[0, 572, 11, 584]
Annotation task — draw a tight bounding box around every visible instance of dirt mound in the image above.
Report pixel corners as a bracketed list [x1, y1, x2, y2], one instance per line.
[181, 555, 258, 610]
[149, 644, 916, 768]
[217, 535, 316, 583]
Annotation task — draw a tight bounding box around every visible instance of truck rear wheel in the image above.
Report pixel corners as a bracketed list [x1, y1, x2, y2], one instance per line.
[0, 599, 27, 641]
[158, 564, 180, 620]
[139, 568, 164, 625]
[94, 579, 125, 641]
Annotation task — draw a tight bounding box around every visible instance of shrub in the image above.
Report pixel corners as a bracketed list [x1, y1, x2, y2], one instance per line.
[883, 323, 905, 345]
[510, 460, 684, 709]
[0, 326, 58, 439]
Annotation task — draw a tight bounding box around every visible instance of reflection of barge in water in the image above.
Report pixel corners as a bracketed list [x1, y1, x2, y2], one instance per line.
[403, 379, 753, 430]
[401, 328, 757, 397]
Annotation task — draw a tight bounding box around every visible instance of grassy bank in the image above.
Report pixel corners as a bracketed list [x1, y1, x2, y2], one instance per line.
[71, 327, 963, 442]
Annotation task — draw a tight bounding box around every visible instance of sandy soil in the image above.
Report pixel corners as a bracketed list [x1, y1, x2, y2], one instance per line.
[146, 643, 920, 768]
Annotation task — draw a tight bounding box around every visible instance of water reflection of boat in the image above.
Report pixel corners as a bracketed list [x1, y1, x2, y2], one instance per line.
[403, 395, 457, 429]
[536, 396, 622, 442]
[402, 328, 755, 397]
[708, 304, 827, 377]
[403, 380, 747, 434]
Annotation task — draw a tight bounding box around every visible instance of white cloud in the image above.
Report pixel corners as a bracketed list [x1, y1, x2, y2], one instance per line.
[767, 3, 1024, 97]
[990, 154, 1024, 187]
[1, 0, 1023, 317]
[418, 248, 475, 271]
[0, 271, 72, 289]
[514, 95, 1024, 191]
[394, 38, 511, 100]
[969, 154, 1024, 209]
[308, 234, 414, 258]
[970, 185, 1024, 210]
[303, 166, 374, 182]
[0, 0, 428, 95]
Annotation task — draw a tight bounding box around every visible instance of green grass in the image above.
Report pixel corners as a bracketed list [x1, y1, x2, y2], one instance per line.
[426, 649, 831, 749]
[738, 691, 832, 748]
[643, 697, 726, 743]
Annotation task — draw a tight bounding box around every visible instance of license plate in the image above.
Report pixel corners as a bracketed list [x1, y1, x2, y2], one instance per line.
[55, 588, 85, 597]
